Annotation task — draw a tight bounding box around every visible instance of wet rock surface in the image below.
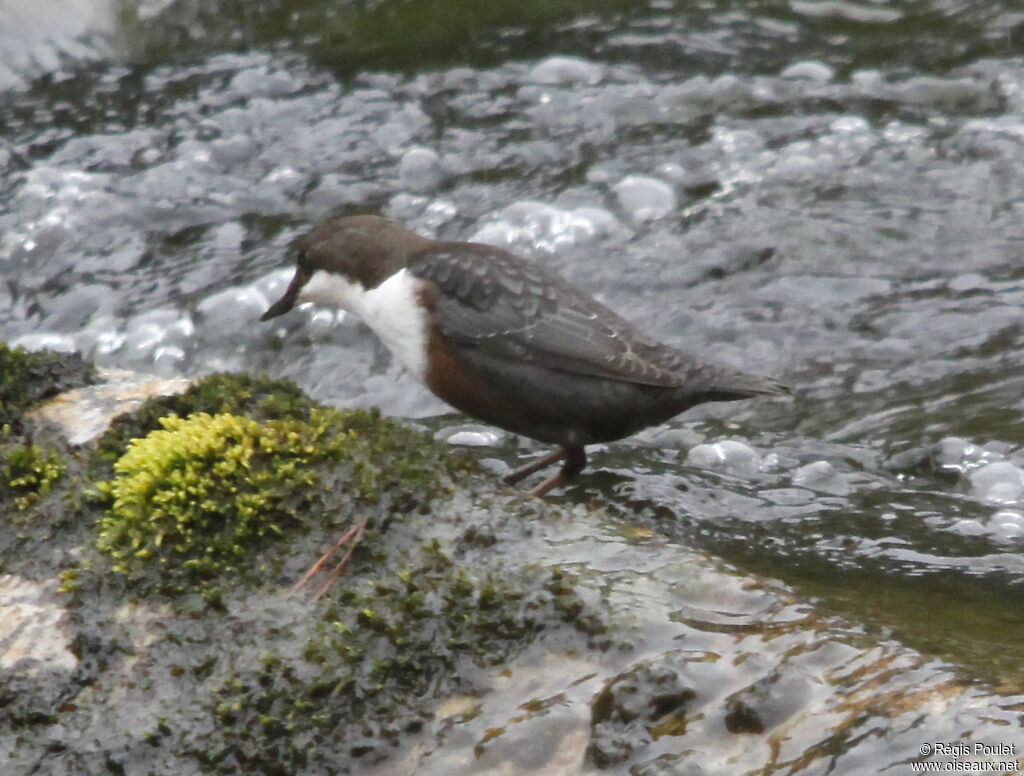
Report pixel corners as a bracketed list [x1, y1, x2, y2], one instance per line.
[2, 370, 1021, 775]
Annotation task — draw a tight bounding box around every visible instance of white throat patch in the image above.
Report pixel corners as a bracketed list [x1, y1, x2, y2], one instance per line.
[299, 268, 429, 381]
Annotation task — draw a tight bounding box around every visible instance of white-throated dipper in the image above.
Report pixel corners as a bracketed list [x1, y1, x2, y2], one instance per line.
[262, 215, 790, 497]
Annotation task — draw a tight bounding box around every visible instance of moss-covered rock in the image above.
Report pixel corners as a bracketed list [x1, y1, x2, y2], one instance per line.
[0, 345, 89, 562]
[94, 372, 318, 470]
[193, 554, 595, 773]
[92, 403, 457, 594]
[0, 344, 95, 434]
[48, 370, 601, 773]
[1, 362, 611, 775]
[1, 444, 67, 512]
[96, 411, 323, 581]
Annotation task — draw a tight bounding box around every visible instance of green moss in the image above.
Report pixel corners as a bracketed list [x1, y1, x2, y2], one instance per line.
[0, 362, 601, 772]
[95, 412, 316, 581]
[0, 344, 95, 434]
[1, 444, 67, 511]
[92, 402, 456, 593]
[197, 555, 599, 774]
[94, 373, 318, 470]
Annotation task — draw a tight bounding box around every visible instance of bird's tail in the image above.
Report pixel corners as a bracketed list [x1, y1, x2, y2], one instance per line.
[689, 364, 792, 403]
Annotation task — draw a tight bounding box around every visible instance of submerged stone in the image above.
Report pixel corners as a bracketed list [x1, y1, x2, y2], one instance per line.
[791, 460, 851, 496]
[611, 176, 677, 222]
[399, 146, 444, 193]
[969, 461, 1024, 505]
[685, 440, 763, 478]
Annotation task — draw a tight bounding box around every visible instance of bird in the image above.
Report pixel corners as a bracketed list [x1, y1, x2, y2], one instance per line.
[262, 214, 790, 498]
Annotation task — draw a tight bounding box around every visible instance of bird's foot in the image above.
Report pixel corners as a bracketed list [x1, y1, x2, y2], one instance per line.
[503, 445, 586, 497]
[527, 470, 568, 497]
[503, 447, 567, 485]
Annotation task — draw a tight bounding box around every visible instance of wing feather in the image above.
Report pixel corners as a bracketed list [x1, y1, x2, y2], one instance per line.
[409, 243, 689, 387]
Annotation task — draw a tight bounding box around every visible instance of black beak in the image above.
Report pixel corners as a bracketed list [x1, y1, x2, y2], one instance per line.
[260, 268, 309, 321]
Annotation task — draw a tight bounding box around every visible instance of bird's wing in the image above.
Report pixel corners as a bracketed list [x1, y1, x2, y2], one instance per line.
[408, 242, 688, 387]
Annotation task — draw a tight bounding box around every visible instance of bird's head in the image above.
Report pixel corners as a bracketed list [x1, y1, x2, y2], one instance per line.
[260, 215, 431, 320]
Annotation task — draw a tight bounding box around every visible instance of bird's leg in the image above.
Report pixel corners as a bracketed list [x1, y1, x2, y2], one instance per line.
[527, 445, 587, 497]
[503, 447, 567, 485]
[291, 517, 368, 600]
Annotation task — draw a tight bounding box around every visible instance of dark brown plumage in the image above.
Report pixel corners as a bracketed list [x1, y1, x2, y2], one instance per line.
[263, 215, 790, 496]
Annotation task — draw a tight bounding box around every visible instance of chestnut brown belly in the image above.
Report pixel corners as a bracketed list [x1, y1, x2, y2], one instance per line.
[424, 343, 700, 447]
